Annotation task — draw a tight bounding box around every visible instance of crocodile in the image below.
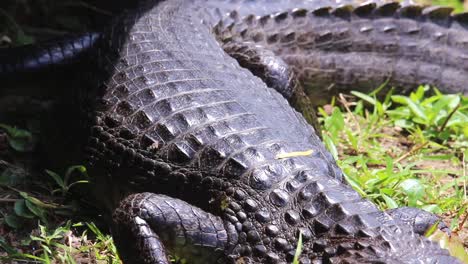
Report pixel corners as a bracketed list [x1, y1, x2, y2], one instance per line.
[1, 0, 468, 263]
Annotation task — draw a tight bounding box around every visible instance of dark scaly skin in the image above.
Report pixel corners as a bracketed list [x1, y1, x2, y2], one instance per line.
[1, 1, 466, 263]
[216, 2, 468, 105]
[0, 33, 100, 75]
[386, 207, 451, 236]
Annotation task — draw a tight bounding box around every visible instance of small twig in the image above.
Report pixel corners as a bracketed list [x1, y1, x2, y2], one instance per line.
[395, 141, 429, 164]
[59, 1, 113, 16]
[23, 26, 73, 37]
[438, 102, 461, 133]
[463, 151, 467, 202]
[0, 198, 20, 203]
[396, 98, 461, 164]
[458, 211, 468, 233]
[453, 204, 468, 234]
[338, 93, 361, 134]
[2, 184, 21, 193]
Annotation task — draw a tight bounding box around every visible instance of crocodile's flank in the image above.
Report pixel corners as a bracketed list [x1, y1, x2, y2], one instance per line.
[1, 0, 467, 263]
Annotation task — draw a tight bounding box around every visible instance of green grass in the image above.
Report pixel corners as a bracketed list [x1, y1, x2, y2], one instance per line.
[316, 85, 468, 261]
[430, 0, 466, 12]
[0, 125, 120, 263]
[0, 143, 121, 263]
[319, 86, 467, 218]
[0, 221, 120, 263]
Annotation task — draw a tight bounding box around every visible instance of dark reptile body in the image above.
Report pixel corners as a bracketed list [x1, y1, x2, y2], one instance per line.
[2, 0, 468, 263]
[215, 2, 468, 105]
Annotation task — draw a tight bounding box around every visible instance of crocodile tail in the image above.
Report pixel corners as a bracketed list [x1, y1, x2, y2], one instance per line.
[216, 3, 468, 104]
[0, 32, 101, 77]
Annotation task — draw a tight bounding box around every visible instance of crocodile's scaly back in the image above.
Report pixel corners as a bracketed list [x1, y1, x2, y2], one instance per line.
[74, 1, 464, 263]
[1, 0, 466, 263]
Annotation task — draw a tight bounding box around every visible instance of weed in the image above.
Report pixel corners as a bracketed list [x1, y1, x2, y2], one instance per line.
[292, 232, 303, 264]
[319, 86, 467, 215]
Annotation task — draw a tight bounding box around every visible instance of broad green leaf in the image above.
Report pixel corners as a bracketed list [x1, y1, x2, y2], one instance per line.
[0, 124, 33, 152]
[86, 222, 105, 238]
[323, 134, 338, 160]
[421, 204, 442, 214]
[317, 107, 329, 117]
[399, 179, 425, 206]
[327, 108, 345, 139]
[391, 95, 428, 121]
[385, 156, 394, 177]
[343, 172, 366, 196]
[376, 100, 384, 116]
[354, 100, 364, 115]
[351, 91, 376, 105]
[387, 108, 411, 119]
[20, 192, 58, 209]
[45, 169, 65, 188]
[345, 129, 358, 150]
[67, 180, 89, 189]
[382, 194, 398, 209]
[14, 199, 35, 219]
[64, 165, 88, 185]
[4, 214, 22, 229]
[25, 200, 48, 224]
[0, 237, 19, 255]
[383, 87, 394, 106]
[430, 95, 459, 123]
[410, 85, 426, 101]
[380, 188, 396, 196]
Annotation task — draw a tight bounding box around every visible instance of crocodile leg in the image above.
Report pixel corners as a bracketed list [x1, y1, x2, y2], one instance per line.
[221, 41, 298, 99]
[221, 40, 322, 133]
[112, 193, 234, 264]
[0, 32, 100, 76]
[387, 206, 450, 235]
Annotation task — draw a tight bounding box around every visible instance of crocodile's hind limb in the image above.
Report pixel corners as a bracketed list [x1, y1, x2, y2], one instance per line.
[112, 193, 236, 264]
[221, 41, 321, 131]
[112, 195, 452, 264]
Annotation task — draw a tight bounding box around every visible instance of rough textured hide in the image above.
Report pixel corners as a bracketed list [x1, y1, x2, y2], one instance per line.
[0, 1, 466, 263]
